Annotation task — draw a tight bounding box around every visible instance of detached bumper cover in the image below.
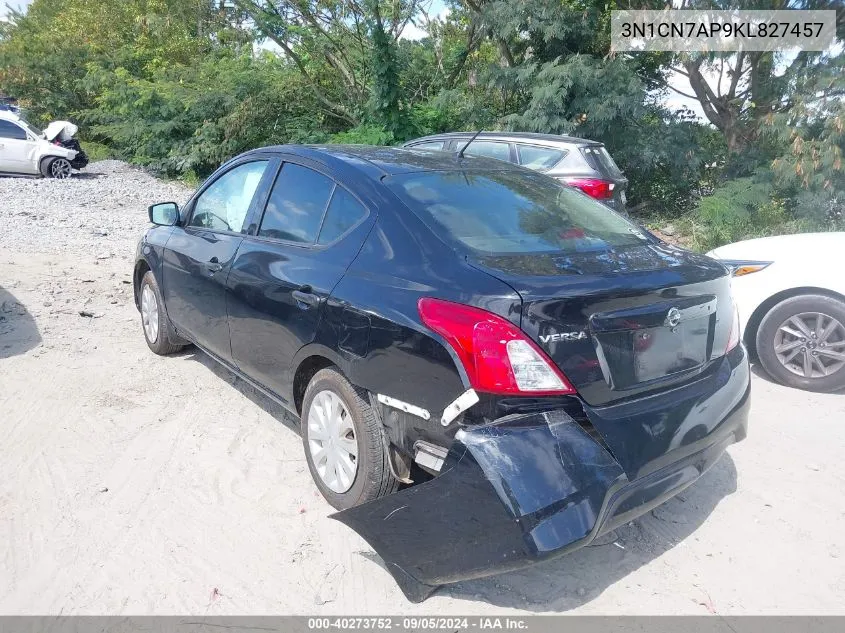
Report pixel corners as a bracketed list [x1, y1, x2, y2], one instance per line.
[334, 351, 750, 602]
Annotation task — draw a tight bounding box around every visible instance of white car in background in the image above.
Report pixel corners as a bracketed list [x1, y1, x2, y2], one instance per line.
[0, 110, 87, 179]
[708, 232, 845, 392]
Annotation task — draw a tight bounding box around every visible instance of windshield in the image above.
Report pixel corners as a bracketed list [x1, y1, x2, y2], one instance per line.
[17, 117, 42, 137]
[387, 170, 648, 256]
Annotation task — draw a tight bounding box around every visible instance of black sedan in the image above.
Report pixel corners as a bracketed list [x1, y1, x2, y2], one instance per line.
[134, 145, 750, 601]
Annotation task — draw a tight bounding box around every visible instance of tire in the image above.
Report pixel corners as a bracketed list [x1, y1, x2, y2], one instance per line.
[139, 271, 183, 356]
[40, 156, 73, 179]
[756, 293, 845, 392]
[301, 367, 399, 510]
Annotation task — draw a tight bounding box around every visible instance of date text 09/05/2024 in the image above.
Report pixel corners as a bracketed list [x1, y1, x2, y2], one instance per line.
[307, 618, 528, 630]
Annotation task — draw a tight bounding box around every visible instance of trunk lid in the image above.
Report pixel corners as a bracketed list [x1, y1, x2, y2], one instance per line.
[472, 242, 734, 406]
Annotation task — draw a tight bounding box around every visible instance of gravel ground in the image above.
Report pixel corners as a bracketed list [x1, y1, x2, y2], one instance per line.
[0, 160, 190, 258]
[1, 162, 845, 615]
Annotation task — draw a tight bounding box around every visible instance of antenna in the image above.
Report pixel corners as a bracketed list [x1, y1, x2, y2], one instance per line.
[455, 130, 483, 159]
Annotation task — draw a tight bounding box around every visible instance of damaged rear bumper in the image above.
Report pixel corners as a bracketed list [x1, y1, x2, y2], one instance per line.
[333, 349, 750, 602]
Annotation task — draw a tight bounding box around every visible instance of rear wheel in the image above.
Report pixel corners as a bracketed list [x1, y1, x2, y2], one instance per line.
[756, 294, 845, 392]
[40, 156, 73, 179]
[301, 367, 399, 510]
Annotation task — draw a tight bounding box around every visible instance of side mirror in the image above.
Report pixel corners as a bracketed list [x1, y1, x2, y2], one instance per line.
[149, 202, 179, 226]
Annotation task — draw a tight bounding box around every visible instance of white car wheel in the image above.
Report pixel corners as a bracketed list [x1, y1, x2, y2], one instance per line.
[757, 294, 845, 392]
[41, 156, 73, 179]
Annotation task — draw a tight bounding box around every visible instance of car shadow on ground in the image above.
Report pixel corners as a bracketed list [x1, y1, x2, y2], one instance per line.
[178, 346, 301, 433]
[0, 285, 41, 359]
[749, 362, 845, 394]
[174, 343, 738, 612]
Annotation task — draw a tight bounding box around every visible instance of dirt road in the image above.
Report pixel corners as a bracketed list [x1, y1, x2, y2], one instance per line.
[1, 164, 844, 614]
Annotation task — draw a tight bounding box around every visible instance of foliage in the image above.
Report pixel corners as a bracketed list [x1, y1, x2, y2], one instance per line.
[0, 0, 842, 249]
[329, 123, 394, 145]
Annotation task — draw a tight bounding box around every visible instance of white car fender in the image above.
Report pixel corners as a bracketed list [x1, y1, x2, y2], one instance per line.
[708, 233, 845, 339]
[34, 140, 77, 166]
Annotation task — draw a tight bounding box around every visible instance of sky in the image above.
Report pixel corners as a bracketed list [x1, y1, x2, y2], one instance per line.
[0, 0, 31, 19]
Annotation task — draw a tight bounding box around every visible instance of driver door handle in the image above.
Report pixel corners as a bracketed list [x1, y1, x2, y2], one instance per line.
[292, 285, 319, 309]
[206, 256, 223, 274]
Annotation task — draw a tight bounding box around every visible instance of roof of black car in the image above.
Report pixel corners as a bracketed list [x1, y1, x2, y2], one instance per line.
[244, 144, 525, 178]
[407, 131, 602, 146]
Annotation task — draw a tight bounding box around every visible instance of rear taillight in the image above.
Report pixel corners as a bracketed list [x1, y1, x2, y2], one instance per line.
[417, 297, 576, 396]
[562, 177, 614, 200]
[726, 304, 740, 353]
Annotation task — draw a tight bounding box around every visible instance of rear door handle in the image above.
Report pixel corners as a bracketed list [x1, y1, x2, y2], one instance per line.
[206, 256, 223, 274]
[292, 286, 320, 309]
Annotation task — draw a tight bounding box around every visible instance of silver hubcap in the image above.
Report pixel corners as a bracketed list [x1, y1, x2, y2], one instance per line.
[141, 285, 159, 343]
[307, 390, 358, 493]
[774, 311, 845, 378]
[51, 159, 72, 179]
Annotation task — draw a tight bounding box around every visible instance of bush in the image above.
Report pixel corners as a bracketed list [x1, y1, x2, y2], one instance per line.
[329, 124, 393, 146]
[690, 177, 806, 251]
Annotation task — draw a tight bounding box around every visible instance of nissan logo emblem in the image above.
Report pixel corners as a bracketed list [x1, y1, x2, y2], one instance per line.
[666, 307, 682, 328]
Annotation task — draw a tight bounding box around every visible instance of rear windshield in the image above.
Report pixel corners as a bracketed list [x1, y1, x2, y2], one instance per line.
[386, 170, 648, 256]
[580, 145, 623, 178]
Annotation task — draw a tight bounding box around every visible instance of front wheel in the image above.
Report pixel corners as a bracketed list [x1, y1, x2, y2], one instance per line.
[756, 294, 845, 392]
[302, 368, 399, 510]
[40, 157, 73, 179]
[139, 271, 184, 356]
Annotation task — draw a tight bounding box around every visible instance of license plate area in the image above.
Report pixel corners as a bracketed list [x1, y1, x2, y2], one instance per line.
[632, 317, 709, 383]
[591, 296, 716, 390]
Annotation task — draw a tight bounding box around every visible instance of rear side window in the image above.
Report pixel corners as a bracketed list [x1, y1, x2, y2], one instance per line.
[463, 141, 512, 162]
[318, 187, 367, 245]
[410, 141, 445, 151]
[0, 120, 27, 140]
[387, 170, 646, 256]
[581, 145, 623, 178]
[517, 145, 566, 170]
[259, 163, 334, 243]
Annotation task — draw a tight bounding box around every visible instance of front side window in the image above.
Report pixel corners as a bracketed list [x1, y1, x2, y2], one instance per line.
[189, 161, 269, 233]
[517, 145, 566, 170]
[0, 120, 27, 141]
[462, 141, 512, 162]
[259, 163, 335, 244]
[387, 170, 647, 256]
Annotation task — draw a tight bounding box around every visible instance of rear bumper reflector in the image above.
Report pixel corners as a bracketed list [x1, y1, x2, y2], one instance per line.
[440, 388, 480, 426]
[377, 394, 430, 421]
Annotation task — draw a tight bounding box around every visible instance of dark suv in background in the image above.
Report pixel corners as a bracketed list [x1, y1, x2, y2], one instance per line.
[403, 131, 629, 212]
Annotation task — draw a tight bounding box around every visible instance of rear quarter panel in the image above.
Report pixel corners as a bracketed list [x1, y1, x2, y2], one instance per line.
[304, 191, 521, 441]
